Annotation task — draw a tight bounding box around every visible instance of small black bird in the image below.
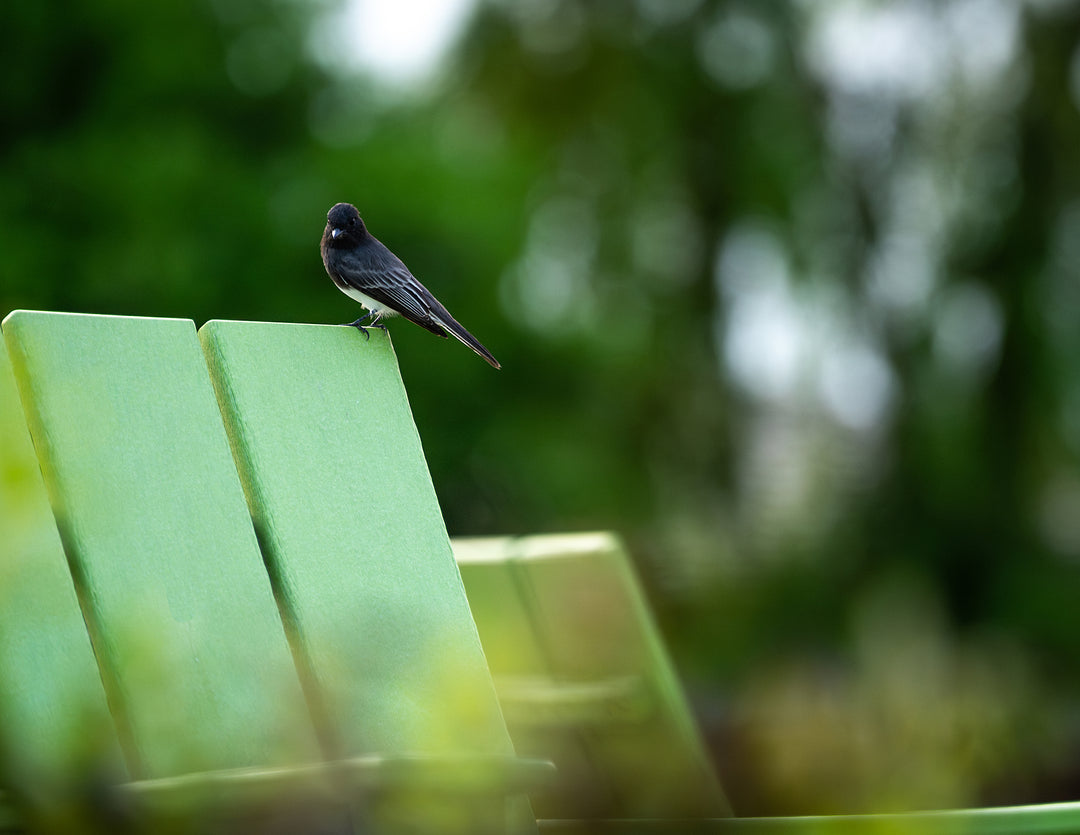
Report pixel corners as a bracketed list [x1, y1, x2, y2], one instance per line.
[320, 202, 501, 369]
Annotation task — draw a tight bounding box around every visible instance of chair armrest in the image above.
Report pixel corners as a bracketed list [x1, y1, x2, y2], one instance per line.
[123, 754, 557, 815]
[537, 800, 1080, 834]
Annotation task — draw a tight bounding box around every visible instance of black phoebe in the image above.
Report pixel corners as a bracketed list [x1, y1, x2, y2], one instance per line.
[320, 202, 501, 369]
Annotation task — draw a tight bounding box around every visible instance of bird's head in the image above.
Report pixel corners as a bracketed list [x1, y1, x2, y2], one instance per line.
[324, 202, 366, 247]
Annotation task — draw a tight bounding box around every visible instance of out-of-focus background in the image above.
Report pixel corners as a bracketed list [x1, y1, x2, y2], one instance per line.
[3, 0, 1080, 817]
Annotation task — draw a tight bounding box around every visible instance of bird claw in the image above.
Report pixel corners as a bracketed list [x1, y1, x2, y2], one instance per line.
[342, 314, 386, 342]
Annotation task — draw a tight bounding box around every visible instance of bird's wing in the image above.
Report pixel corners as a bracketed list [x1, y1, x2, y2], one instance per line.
[334, 248, 500, 367]
[346, 262, 448, 337]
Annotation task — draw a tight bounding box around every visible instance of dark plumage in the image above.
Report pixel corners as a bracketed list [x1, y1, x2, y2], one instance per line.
[320, 202, 501, 369]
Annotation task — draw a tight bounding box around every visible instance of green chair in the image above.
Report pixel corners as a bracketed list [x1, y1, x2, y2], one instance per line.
[455, 533, 1080, 835]
[454, 533, 729, 821]
[0, 311, 549, 833]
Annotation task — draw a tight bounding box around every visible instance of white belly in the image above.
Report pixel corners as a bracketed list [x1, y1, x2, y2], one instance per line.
[338, 285, 399, 318]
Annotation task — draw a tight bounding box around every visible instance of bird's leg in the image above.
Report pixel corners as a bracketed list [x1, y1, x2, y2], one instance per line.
[344, 311, 374, 328]
[343, 311, 376, 340]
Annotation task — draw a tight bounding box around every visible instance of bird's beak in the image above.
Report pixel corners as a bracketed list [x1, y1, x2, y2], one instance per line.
[331, 228, 343, 239]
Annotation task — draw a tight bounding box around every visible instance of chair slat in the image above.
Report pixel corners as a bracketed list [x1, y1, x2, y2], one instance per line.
[2, 311, 318, 781]
[200, 320, 535, 832]
[199, 321, 515, 758]
[0, 337, 125, 817]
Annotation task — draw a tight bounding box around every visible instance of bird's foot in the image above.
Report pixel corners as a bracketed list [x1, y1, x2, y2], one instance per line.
[341, 315, 387, 341]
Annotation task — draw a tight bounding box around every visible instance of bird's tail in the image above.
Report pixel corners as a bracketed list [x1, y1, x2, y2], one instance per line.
[432, 314, 501, 369]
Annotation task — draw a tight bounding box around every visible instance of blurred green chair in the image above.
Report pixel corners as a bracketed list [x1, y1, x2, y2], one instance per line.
[453, 532, 730, 821]
[0, 311, 550, 834]
[454, 534, 1080, 835]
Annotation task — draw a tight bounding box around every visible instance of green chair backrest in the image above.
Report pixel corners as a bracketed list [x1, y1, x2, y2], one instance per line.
[1, 311, 540, 833]
[454, 532, 730, 820]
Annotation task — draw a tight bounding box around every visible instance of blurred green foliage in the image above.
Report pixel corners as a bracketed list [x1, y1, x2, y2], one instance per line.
[4, 0, 1080, 818]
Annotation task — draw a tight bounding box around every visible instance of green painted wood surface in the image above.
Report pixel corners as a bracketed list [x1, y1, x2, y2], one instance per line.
[454, 533, 731, 820]
[1, 311, 318, 781]
[200, 320, 536, 833]
[198, 321, 515, 759]
[0, 339, 125, 823]
[454, 536, 610, 820]
[452, 537, 548, 678]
